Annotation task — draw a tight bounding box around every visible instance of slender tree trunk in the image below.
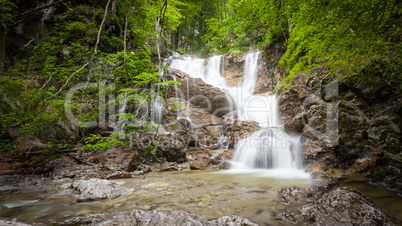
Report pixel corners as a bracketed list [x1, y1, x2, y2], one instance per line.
[217, 1, 220, 22]
[0, 9, 5, 75]
[156, 0, 167, 71]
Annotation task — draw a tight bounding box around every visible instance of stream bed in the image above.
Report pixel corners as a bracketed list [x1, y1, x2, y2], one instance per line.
[0, 170, 309, 225]
[0, 171, 401, 225]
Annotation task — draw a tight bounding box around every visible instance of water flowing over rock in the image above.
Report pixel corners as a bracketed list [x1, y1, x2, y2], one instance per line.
[169, 51, 309, 179]
[52, 209, 257, 226]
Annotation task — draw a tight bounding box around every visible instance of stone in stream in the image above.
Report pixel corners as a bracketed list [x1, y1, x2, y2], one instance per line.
[51, 209, 257, 226]
[71, 178, 134, 202]
[276, 187, 394, 225]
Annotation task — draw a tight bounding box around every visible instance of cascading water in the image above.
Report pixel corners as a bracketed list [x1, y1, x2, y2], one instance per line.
[169, 52, 309, 179]
[113, 92, 128, 134]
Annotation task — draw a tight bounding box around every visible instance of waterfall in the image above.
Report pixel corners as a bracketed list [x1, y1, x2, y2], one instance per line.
[169, 52, 309, 179]
[241, 52, 260, 93]
[172, 76, 179, 118]
[113, 92, 128, 134]
[153, 83, 163, 124]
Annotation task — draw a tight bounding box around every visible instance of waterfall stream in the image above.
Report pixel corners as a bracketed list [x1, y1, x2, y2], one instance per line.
[169, 52, 309, 179]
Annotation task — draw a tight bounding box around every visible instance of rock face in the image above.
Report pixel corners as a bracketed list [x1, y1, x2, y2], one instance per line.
[168, 70, 233, 117]
[53, 209, 257, 226]
[255, 43, 286, 95]
[49, 155, 114, 180]
[222, 51, 245, 87]
[276, 187, 394, 226]
[277, 68, 402, 187]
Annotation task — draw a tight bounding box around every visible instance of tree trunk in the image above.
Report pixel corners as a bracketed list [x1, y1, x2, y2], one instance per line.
[156, 0, 167, 71]
[0, 17, 5, 75]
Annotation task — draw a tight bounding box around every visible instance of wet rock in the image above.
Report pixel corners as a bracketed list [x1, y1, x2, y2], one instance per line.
[219, 161, 231, 169]
[255, 44, 286, 94]
[189, 160, 207, 170]
[227, 120, 260, 147]
[185, 147, 211, 160]
[278, 85, 310, 133]
[347, 158, 370, 173]
[169, 71, 233, 117]
[49, 155, 114, 180]
[0, 220, 30, 226]
[277, 187, 394, 226]
[159, 162, 179, 171]
[72, 178, 134, 202]
[302, 137, 335, 170]
[105, 171, 134, 179]
[53, 209, 257, 226]
[0, 186, 18, 195]
[222, 52, 245, 87]
[276, 186, 314, 206]
[157, 133, 187, 162]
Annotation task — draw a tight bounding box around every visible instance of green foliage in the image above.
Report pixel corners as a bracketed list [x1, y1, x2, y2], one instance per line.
[83, 133, 128, 153]
[0, 0, 183, 155]
[0, 0, 17, 21]
[202, 0, 400, 90]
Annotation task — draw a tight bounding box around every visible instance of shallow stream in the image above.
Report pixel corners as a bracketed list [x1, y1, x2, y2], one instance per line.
[0, 171, 401, 225]
[0, 171, 309, 225]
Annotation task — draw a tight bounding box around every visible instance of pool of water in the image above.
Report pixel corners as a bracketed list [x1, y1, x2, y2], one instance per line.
[0, 170, 310, 225]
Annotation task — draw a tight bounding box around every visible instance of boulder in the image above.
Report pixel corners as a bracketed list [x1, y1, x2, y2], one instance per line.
[227, 120, 260, 147]
[168, 70, 233, 118]
[157, 133, 187, 162]
[277, 187, 394, 225]
[159, 162, 179, 172]
[71, 178, 134, 202]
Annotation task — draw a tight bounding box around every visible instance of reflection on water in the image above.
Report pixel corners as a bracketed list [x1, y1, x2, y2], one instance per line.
[0, 171, 309, 225]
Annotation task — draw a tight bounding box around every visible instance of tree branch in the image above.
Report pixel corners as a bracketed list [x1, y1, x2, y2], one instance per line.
[12, 0, 69, 19]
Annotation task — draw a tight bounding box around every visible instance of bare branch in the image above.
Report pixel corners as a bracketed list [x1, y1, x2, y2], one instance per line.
[54, 63, 89, 96]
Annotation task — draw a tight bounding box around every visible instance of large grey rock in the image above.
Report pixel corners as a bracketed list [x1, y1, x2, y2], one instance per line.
[72, 179, 134, 201]
[168, 70, 232, 118]
[277, 187, 394, 226]
[52, 209, 257, 226]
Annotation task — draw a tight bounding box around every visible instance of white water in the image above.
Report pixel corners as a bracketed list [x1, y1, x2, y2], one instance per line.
[169, 52, 309, 179]
[113, 92, 128, 134]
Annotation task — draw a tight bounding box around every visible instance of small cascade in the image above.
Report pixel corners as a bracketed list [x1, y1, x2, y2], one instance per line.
[153, 77, 166, 133]
[241, 52, 260, 93]
[153, 86, 163, 123]
[186, 78, 191, 119]
[113, 92, 128, 134]
[204, 55, 227, 88]
[172, 76, 179, 118]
